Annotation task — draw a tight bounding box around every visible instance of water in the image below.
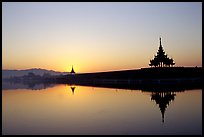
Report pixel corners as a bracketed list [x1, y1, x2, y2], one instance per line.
[2, 83, 202, 135]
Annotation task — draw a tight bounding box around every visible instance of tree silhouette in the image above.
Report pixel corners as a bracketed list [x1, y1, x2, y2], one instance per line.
[169, 58, 175, 67]
[149, 56, 159, 67]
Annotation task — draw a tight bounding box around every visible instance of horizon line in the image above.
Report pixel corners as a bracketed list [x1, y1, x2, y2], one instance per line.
[2, 65, 202, 73]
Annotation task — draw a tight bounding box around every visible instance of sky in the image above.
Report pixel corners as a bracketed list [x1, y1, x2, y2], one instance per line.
[2, 2, 202, 73]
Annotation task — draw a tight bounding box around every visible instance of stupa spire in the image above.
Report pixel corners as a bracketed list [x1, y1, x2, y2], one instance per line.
[160, 37, 162, 47]
[70, 65, 75, 74]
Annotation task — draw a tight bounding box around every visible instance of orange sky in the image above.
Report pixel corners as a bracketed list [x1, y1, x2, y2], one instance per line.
[2, 2, 202, 73]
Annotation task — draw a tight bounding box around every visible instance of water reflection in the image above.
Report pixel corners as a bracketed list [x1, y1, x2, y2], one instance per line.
[2, 81, 56, 90]
[2, 82, 202, 135]
[3, 81, 193, 124]
[141, 88, 186, 124]
[70, 86, 76, 95]
[67, 81, 185, 125]
[151, 91, 176, 123]
[68, 86, 183, 124]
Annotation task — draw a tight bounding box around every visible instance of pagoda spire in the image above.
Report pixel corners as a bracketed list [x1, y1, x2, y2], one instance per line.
[70, 65, 75, 74]
[160, 37, 162, 47]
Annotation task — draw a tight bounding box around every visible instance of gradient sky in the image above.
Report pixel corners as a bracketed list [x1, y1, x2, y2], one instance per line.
[2, 2, 202, 73]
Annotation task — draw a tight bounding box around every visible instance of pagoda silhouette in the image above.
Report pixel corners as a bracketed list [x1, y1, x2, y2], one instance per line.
[149, 37, 175, 67]
[70, 65, 75, 74]
[151, 91, 176, 123]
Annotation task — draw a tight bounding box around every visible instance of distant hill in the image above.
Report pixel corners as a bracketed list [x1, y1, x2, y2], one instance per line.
[2, 68, 69, 79]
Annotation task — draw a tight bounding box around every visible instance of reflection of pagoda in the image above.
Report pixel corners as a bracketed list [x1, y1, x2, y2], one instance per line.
[151, 91, 176, 123]
[70, 86, 76, 95]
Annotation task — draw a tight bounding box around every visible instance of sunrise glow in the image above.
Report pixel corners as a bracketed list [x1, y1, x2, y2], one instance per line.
[2, 2, 202, 73]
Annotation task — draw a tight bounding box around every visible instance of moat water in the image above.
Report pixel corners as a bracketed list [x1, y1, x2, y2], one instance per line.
[2, 83, 202, 135]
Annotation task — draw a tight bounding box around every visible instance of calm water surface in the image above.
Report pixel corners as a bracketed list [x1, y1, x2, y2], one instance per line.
[2, 84, 202, 135]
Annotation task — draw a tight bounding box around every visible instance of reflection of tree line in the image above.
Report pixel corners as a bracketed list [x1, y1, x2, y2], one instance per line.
[1, 71, 193, 124]
[2, 80, 193, 124]
[4, 72, 59, 82]
[3, 72, 61, 90]
[2, 80, 55, 90]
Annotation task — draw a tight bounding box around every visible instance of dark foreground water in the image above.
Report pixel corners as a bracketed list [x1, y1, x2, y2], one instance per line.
[2, 84, 202, 135]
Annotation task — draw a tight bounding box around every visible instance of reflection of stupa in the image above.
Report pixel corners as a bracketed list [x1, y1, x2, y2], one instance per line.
[151, 91, 176, 123]
[70, 86, 76, 94]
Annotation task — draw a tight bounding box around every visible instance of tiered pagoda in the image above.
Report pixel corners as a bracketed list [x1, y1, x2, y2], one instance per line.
[149, 37, 175, 67]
